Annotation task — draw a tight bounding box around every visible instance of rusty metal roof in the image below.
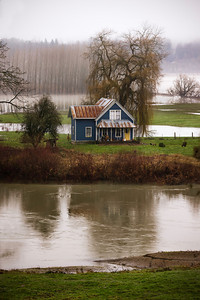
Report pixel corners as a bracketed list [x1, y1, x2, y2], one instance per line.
[97, 120, 135, 128]
[71, 105, 104, 119]
[96, 98, 113, 108]
[71, 98, 114, 119]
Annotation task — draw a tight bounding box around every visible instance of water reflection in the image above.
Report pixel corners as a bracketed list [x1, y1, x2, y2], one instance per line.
[21, 185, 61, 238]
[69, 185, 158, 258]
[0, 183, 200, 269]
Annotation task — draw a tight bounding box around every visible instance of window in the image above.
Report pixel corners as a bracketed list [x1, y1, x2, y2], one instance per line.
[85, 127, 92, 138]
[110, 110, 121, 120]
[115, 128, 121, 137]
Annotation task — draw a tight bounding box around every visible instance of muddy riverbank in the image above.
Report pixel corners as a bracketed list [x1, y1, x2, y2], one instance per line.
[97, 251, 200, 270]
[1, 251, 200, 274]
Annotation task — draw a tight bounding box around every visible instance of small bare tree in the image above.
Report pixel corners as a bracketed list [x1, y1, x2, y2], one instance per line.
[168, 74, 200, 98]
[85, 27, 166, 135]
[0, 40, 29, 109]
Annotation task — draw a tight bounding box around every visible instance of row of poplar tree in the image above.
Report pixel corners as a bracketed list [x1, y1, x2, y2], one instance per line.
[5, 39, 89, 95]
[4, 38, 200, 96]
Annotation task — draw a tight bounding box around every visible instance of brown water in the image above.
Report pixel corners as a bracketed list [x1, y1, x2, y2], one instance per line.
[0, 183, 200, 270]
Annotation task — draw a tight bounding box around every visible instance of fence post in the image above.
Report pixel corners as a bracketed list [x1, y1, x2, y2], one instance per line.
[174, 132, 176, 139]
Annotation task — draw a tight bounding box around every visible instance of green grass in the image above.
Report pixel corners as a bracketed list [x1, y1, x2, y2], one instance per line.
[152, 103, 200, 127]
[1, 268, 200, 299]
[0, 112, 71, 124]
[58, 135, 200, 157]
[60, 111, 71, 124]
[0, 131, 24, 148]
[1, 132, 200, 157]
[0, 113, 24, 123]
[136, 137, 200, 156]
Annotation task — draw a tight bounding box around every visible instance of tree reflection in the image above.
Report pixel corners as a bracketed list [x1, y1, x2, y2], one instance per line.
[161, 185, 200, 213]
[69, 184, 158, 257]
[20, 185, 60, 238]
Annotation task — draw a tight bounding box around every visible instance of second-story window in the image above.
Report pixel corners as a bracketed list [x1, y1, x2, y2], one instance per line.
[110, 110, 121, 120]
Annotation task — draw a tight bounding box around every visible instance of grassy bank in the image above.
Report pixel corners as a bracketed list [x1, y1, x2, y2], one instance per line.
[1, 268, 200, 299]
[0, 112, 71, 124]
[152, 103, 200, 127]
[1, 145, 200, 184]
[1, 132, 200, 157]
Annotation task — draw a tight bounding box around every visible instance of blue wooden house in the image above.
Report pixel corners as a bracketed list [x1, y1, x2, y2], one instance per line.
[70, 98, 136, 142]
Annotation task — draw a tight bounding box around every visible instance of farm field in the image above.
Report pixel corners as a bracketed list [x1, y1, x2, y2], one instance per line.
[1, 102, 200, 127]
[0, 131, 199, 157]
[152, 103, 200, 127]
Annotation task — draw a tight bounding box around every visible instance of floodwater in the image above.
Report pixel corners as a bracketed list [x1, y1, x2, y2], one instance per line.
[1, 123, 200, 137]
[0, 183, 200, 270]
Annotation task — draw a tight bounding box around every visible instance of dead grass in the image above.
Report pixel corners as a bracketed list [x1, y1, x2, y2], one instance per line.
[1, 146, 200, 184]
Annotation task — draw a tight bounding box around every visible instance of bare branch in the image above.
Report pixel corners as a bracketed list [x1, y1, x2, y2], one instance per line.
[85, 27, 166, 135]
[0, 40, 29, 110]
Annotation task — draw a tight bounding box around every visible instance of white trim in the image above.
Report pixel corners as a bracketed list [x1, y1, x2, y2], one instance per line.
[96, 100, 134, 122]
[75, 119, 76, 141]
[85, 127, 92, 138]
[95, 120, 97, 141]
[72, 125, 75, 136]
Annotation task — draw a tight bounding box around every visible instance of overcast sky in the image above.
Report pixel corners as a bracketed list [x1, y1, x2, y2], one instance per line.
[0, 0, 200, 44]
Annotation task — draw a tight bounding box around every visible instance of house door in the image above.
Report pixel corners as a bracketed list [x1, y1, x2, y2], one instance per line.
[125, 128, 130, 140]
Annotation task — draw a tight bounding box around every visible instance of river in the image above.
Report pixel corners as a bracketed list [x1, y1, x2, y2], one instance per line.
[0, 183, 200, 270]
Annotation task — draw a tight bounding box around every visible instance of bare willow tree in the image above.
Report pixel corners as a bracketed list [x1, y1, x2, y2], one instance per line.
[0, 40, 29, 109]
[85, 27, 166, 135]
[168, 74, 200, 98]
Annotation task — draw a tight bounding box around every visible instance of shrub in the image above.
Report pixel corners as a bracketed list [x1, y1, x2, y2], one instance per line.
[1, 146, 200, 184]
[159, 143, 165, 147]
[0, 146, 61, 182]
[193, 145, 200, 159]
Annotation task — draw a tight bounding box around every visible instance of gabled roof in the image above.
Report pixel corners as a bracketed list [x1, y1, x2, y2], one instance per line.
[96, 98, 114, 108]
[70, 105, 103, 119]
[70, 98, 134, 122]
[70, 98, 115, 119]
[96, 99, 134, 122]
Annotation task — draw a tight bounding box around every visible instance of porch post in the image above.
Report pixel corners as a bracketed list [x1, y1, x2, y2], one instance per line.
[111, 128, 112, 141]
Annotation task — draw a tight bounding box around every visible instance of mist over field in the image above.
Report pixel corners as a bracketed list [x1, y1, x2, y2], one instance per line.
[3, 38, 200, 96]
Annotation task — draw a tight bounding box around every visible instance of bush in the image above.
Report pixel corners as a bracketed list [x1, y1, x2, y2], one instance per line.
[0, 146, 61, 182]
[1, 146, 200, 184]
[194, 146, 200, 159]
[159, 143, 165, 147]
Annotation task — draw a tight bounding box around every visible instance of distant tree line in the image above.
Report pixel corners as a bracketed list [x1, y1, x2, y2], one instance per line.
[163, 40, 200, 72]
[4, 39, 89, 95]
[3, 38, 200, 96]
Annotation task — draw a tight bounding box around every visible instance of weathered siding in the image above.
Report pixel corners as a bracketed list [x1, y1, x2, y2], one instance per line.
[76, 119, 96, 141]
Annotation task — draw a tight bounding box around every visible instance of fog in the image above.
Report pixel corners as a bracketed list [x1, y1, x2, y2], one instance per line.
[0, 0, 200, 43]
